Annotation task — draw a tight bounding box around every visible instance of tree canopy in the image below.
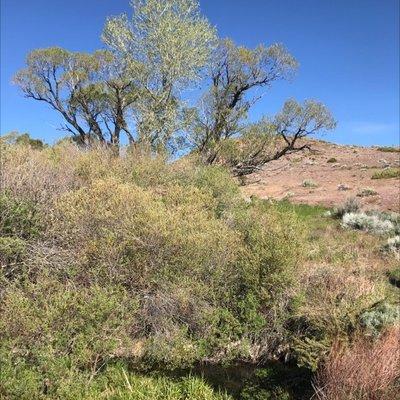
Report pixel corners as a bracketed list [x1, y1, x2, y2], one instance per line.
[14, 0, 336, 173]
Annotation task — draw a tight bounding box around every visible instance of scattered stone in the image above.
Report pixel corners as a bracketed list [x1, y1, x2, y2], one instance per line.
[379, 159, 390, 168]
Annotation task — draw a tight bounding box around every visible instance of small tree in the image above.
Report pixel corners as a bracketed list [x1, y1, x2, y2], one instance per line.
[228, 99, 337, 176]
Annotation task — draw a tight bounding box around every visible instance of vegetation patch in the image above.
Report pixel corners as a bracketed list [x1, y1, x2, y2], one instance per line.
[371, 167, 400, 179]
[357, 187, 378, 197]
[302, 179, 318, 188]
[377, 146, 400, 153]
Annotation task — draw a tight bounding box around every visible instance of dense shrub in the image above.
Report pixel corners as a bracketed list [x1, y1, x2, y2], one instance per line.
[291, 265, 385, 370]
[0, 143, 310, 398]
[0, 142, 396, 398]
[0, 193, 41, 238]
[372, 167, 400, 179]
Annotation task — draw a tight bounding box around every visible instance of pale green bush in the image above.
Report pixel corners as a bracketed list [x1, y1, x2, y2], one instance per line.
[342, 212, 394, 235]
[360, 303, 400, 335]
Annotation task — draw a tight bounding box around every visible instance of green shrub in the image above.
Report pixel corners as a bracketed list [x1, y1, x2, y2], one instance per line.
[326, 157, 337, 163]
[371, 168, 400, 179]
[0, 193, 41, 238]
[0, 236, 27, 279]
[0, 360, 233, 400]
[376, 146, 400, 153]
[356, 187, 378, 197]
[301, 179, 318, 188]
[0, 278, 137, 398]
[4, 142, 390, 397]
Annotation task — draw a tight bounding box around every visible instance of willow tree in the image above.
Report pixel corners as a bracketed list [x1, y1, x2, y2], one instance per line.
[102, 0, 216, 150]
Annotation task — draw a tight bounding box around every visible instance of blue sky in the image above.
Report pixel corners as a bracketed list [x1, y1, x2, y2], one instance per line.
[1, 0, 399, 146]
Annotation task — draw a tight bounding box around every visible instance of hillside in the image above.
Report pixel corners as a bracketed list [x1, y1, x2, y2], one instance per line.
[244, 140, 400, 212]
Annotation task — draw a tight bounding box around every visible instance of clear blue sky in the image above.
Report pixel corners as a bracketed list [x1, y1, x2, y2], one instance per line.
[1, 0, 399, 146]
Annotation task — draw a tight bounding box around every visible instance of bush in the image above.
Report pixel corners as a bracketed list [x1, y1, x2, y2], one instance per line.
[302, 179, 318, 188]
[372, 167, 400, 179]
[326, 157, 337, 163]
[291, 264, 385, 371]
[357, 187, 378, 197]
[376, 146, 400, 153]
[0, 278, 137, 398]
[342, 212, 394, 235]
[331, 197, 360, 219]
[2, 142, 395, 398]
[360, 303, 400, 335]
[0, 193, 41, 239]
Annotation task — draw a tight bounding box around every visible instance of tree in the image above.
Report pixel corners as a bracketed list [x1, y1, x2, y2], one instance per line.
[190, 39, 298, 163]
[223, 99, 337, 176]
[14, 0, 336, 166]
[14, 0, 216, 151]
[1, 131, 46, 150]
[102, 0, 216, 150]
[14, 48, 137, 147]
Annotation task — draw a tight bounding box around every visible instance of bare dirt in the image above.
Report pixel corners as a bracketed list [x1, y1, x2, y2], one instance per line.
[243, 140, 400, 212]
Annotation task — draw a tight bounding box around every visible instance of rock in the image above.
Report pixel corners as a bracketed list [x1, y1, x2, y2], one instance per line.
[337, 183, 351, 191]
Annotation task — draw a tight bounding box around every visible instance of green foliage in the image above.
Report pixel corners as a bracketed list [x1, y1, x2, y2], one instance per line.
[0, 192, 41, 238]
[371, 167, 400, 179]
[1, 131, 46, 149]
[0, 278, 137, 399]
[376, 146, 400, 153]
[331, 197, 360, 219]
[0, 361, 233, 400]
[240, 364, 312, 400]
[326, 157, 337, 163]
[301, 179, 318, 188]
[357, 187, 378, 197]
[360, 302, 400, 335]
[1, 141, 395, 398]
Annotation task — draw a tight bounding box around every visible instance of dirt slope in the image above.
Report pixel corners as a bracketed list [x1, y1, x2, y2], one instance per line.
[243, 140, 400, 212]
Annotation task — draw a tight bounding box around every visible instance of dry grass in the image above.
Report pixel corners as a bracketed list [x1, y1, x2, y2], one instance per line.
[314, 327, 400, 400]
